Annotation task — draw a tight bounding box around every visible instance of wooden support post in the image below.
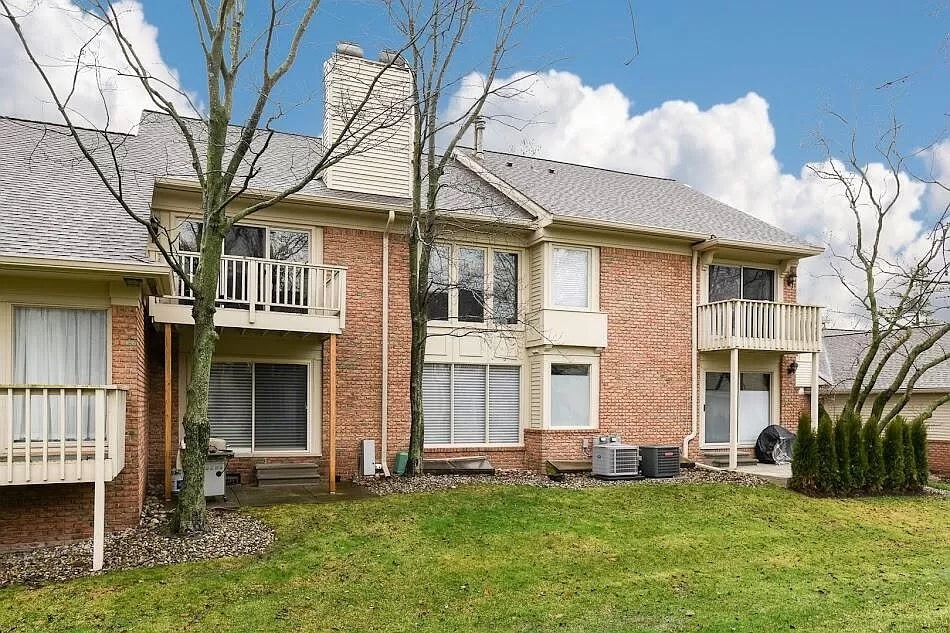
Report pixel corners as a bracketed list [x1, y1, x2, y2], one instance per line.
[729, 347, 739, 470]
[93, 388, 106, 571]
[810, 351, 820, 430]
[164, 323, 173, 500]
[328, 333, 337, 494]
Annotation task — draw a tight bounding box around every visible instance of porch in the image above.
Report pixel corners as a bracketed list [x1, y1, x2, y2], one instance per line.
[0, 385, 127, 570]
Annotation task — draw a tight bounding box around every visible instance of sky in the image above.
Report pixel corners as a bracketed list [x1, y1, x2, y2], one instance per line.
[1, 1, 948, 323]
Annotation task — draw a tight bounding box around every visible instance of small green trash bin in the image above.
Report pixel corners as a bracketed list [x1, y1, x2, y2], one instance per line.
[395, 451, 409, 475]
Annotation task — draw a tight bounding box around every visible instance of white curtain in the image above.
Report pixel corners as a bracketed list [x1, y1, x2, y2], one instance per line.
[13, 307, 107, 441]
[552, 247, 589, 308]
[550, 364, 590, 427]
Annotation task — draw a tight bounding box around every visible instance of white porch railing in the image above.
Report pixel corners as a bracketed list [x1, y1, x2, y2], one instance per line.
[174, 253, 346, 323]
[697, 300, 822, 352]
[1, 386, 127, 486]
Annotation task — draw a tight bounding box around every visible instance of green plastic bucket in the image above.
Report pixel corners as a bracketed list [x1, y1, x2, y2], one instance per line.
[395, 451, 409, 475]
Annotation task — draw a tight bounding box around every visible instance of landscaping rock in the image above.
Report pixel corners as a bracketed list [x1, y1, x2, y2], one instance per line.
[355, 466, 770, 496]
[0, 497, 274, 588]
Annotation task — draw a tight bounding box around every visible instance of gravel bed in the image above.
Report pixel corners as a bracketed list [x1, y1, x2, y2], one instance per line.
[0, 498, 274, 588]
[355, 466, 769, 496]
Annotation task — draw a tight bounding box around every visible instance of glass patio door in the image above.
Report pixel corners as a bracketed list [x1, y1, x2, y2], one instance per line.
[704, 372, 771, 445]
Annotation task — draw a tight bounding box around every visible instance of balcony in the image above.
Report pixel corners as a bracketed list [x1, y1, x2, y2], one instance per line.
[1, 385, 127, 486]
[149, 253, 347, 335]
[698, 300, 821, 353]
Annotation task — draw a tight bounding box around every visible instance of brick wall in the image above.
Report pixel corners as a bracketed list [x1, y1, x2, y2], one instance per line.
[146, 325, 179, 492]
[1, 302, 148, 549]
[596, 248, 693, 453]
[928, 440, 950, 474]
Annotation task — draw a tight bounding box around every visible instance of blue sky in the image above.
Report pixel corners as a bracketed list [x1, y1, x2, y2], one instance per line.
[139, 0, 948, 171]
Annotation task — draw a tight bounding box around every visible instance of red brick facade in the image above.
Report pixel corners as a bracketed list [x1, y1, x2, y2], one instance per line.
[1, 303, 148, 550]
[929, 440, 950, 474]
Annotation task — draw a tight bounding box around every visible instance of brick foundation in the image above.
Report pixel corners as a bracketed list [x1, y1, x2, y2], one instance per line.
[928, 440, 950, 474]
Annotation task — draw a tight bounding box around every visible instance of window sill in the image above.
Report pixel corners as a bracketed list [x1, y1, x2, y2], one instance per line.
[427, 320, 525, 331]
[230, 451, 322, 459]
[423, 444, 524, 450]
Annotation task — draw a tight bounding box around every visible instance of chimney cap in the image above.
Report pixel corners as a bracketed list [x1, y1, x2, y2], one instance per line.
[336, 41, 364, 58]
[378, 49, 407, 67]
[474, 116, 487, 130]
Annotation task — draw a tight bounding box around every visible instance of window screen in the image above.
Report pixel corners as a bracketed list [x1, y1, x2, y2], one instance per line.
[427, 245, 450, 321]
[458, 248, 485, 322]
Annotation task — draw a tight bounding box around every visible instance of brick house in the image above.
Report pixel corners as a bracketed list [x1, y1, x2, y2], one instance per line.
[1, 43, 825, 553]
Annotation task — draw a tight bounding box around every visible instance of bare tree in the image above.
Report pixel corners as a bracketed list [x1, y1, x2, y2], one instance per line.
[812, 115, 950, 430]
[2, 0, 414, 531]
[383, 0, 532, 474]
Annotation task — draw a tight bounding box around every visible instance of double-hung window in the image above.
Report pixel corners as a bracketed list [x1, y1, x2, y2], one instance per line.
[207, 361, 310, 452]
[427, 244, 519, 324]
[708, 265, 775, 302]
[422, 364, 521, 445]
[551, 246, 591, 309]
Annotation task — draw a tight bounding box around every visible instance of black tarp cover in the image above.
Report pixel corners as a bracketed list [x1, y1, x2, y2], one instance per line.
[755, 424, 796, 464]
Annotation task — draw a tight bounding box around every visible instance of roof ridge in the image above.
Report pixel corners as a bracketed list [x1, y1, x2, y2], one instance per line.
[0, 115, 135, 138]
[469, 146, 677, 182]
[140, 109, 322, 142]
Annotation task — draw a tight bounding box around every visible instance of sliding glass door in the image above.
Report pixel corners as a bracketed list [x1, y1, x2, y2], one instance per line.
[704, 371, 772, 445]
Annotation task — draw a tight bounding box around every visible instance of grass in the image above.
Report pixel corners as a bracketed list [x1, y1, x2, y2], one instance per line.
[1, 483, 949, 633]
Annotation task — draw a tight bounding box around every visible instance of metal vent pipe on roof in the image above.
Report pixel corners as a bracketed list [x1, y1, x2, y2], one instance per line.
[474, 116, 486, 160]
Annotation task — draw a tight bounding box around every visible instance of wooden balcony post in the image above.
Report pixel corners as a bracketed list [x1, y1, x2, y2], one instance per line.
[93, 388, 106, 571]
[810, 351, 819, 430]
[164, 323, 173, 500]
[729, 347, 739, 470]
[328, 333, 338, 494]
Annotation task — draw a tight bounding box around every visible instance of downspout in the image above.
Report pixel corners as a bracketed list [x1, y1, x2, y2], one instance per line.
[683, 248, 700, 457]
[380, 209, 396, 475]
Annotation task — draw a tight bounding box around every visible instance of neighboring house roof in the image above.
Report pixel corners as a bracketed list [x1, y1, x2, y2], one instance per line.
[469, 149, 820, 252]
[819, 327, 950, 392]
[0, 116, 153, 265]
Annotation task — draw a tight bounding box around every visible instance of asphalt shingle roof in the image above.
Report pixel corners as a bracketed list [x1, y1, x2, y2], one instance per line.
[821, 327, 950, 392]
[473, 150, 819, 251]
[0, 117, 153, 264]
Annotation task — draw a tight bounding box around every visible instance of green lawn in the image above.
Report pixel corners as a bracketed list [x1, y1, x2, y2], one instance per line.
[2, 483, 948, 633]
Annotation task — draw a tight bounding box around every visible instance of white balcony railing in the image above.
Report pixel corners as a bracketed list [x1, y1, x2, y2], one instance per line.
[698, 300, 821, 353]
[1, 386, 127, 486]
[169, 253, 346, 328]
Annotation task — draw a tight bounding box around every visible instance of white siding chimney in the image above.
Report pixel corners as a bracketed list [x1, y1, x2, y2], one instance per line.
[322, 42, 414, 198]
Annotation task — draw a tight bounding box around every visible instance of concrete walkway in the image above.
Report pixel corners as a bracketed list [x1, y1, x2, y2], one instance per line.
[734, 463, 791, 487]
[209, 481, 374, 509]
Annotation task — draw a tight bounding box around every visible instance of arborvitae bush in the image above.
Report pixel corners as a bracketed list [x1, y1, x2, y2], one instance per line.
[815, 413, 839, 494]
[911, 418, 929, 486]
[882, 419, 905, 491]
[791, 413, 816, 491]
[846, 414, 867, 490]
[834, 417, 852, 493]
[902, 420, 917, 490]
[863, 419, 885, 492]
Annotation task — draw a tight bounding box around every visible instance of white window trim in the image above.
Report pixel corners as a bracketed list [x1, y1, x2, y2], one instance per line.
[545, 243, 599, 312]
[542, 352, 599, 430]
[427, 242, 524, 327]
[422, 362, 524, 448]
[182, 355, 320, 457]
[701, 260, 781, 305]
[699, 361, 779, 449]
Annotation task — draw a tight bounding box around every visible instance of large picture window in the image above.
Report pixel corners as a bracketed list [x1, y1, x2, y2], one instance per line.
[422, 363, 520, 445]
[208, 362, 309, 452]
[708, 265, 775, 302]
[12, 307, 108, 441]
[427, 244, 519, 324]
[550, 364, 592, 427]
[177, 220, 310, 262]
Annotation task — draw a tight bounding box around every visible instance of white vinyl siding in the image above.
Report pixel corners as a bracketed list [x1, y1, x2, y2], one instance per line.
[551, 247, 590, 309]
[423, 363, 521, 446]
[208, 361, 309, 452]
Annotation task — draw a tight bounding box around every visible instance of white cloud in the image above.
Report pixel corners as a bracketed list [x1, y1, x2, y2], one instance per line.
[448, 70, 946, 326]
[0, 0, 195, 131]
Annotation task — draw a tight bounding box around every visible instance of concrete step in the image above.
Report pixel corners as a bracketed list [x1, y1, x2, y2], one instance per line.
[255, 463, 321, 486]
[706, 453, 758, 467]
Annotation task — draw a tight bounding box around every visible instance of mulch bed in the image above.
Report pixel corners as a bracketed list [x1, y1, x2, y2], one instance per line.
[0, 498, 274, 589]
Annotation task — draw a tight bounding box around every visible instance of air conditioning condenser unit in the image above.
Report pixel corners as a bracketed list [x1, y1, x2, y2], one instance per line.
[592, 440, 642, 480]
